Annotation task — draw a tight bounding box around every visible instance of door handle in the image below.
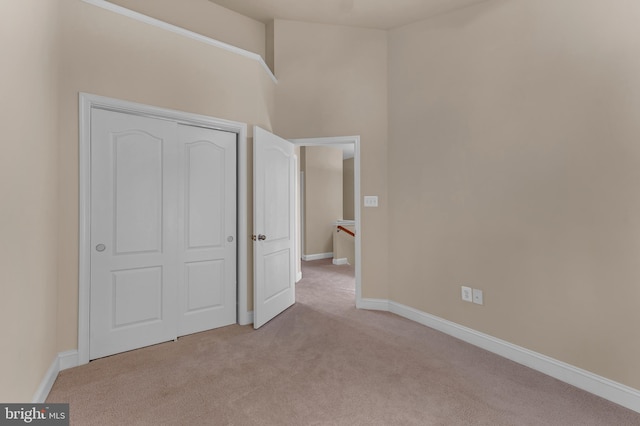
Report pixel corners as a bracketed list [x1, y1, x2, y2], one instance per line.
[96, 244, 106, 252]
[252, 234, 267, 241]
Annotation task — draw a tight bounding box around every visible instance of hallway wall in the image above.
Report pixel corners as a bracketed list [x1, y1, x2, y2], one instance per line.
[301, 146, 344, 257]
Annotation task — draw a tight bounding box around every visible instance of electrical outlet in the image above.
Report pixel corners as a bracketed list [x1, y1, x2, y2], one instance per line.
[461, 286, 473, 302]
[472, 289, 484, 305]
[364, 196, 378, 207]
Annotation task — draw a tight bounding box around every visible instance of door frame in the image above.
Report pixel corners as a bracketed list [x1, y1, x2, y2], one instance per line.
[78, 93, 250, 365]
[288, 136, 362, 305]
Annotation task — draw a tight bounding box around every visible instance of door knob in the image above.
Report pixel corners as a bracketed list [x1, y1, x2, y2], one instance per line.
[258, 234, 267, 241]
[96, 244, 106, 252]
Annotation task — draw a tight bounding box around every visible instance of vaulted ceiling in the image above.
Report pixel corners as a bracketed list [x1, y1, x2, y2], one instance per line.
[208, 0, 490, 30]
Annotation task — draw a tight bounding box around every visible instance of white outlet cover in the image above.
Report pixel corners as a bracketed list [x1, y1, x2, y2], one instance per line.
[364, 196, 378, 207]
[473, 288, 484, 305]
[461, 286, 473, 302]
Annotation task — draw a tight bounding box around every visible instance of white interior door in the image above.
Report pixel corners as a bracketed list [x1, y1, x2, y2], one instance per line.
[90, 109, 179, 359]
[253, 126, 296, 329]
[177, 125, 236, 336]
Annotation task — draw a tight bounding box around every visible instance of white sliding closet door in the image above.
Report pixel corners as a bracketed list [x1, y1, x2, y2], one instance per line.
[89, 109, 236, 360]
[177, 124, 236, 336]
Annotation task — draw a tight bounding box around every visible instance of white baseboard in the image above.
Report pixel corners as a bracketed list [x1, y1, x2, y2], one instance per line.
[59, 350, 79, 371]
[32, 357, 59, 403]
[332, 258, 348, 265]
[357, 298, 389, 311]
[32, 350, 79, 403]
[359, 298, 640, 413]
[302, 252, 333, 261]
[296, 271, 303, 282]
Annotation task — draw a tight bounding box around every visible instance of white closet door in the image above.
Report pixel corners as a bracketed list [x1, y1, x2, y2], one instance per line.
[90, 109, 179, 360]
[89, 109, 237, 360]
[177, 125, 237, 336]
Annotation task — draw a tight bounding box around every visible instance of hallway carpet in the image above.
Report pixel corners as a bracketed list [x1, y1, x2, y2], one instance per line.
[47, 259, 640, 425]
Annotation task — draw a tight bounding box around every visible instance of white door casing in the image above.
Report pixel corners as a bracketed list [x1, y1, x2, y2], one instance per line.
[253, 126, 296, 329]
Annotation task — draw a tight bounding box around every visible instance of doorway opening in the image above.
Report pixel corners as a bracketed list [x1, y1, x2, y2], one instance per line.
[289, 136, 362, 305]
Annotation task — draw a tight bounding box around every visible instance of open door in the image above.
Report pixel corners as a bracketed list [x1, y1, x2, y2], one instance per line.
[253, 126, 296, 329]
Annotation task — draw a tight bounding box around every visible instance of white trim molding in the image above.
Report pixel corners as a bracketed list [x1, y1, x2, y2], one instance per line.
[357, 298, 390, 311]
[80, 0, 276, 84]
[359, 298, 640, 413]
[32, 351, 79, 403]
[332, 258, 348, 265]
[32, 358, 59, 403]
[58, 350, 79, 372]
[79, 93, 249, 364]
[302, 253, 334, 261]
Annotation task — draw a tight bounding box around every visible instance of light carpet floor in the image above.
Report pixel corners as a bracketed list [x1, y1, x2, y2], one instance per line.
[47, 259, 640, 425]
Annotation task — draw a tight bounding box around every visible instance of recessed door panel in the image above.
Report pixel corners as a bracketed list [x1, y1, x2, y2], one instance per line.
[114, 132, 163, 255]
[264, 147, 291, 243]
[185, 141, 225, 249]
[263, 249, 291, 302]
[112, 267, 163, 328]
[185, 260, 224, 312]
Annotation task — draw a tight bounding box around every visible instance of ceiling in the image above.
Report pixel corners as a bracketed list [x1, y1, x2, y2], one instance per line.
[208, 0, 490, 30]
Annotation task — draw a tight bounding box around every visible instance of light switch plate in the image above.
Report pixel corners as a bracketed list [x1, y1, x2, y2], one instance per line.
[461, 286, 473, 302]
[364, 196, 378, 207]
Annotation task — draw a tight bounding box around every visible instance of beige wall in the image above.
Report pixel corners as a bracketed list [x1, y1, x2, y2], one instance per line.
[273, 20, 389, 298]
[265, 20, 275, 73]
[56, 0, 275, 351]
[108, 0, 266, 57]
[343, 158, 355, 220]
[0, 0, 60, 402]
[302, 146, 344, 256]
[389, 0, 640, 389]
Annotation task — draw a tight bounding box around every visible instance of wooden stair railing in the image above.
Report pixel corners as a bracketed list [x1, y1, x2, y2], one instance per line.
[337, 225, 355, 237]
